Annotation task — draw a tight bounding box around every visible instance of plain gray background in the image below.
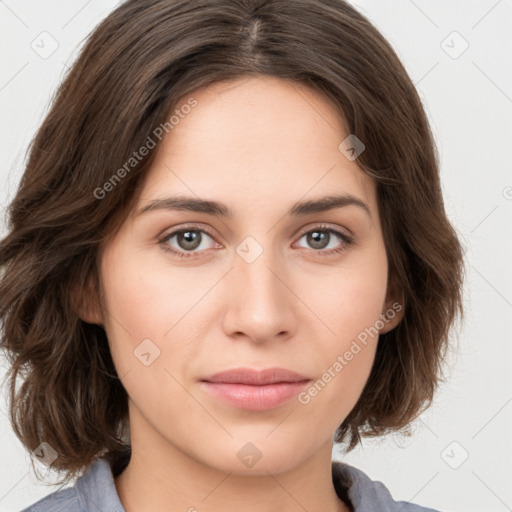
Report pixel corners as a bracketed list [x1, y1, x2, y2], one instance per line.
[1, 1, 511, 511]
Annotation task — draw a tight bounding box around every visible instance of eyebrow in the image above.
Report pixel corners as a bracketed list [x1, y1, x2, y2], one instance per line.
[136, 193, 371, 219]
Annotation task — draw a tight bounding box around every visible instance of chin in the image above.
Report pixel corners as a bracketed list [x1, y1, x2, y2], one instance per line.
[193, 435, 310, 476]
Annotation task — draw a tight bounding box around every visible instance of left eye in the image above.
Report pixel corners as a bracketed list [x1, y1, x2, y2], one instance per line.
[158, 225, 353, 258]
[295, 228, 351, 253]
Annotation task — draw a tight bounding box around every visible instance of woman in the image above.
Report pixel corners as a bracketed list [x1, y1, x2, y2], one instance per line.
[0, 1, 464, 511]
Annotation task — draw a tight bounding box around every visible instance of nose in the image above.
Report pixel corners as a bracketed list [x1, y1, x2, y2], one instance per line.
[222, 245, 297, 344]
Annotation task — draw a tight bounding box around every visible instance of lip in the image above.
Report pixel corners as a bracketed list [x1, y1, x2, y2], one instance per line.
[201, 367, 310, 385]
[199, 367, 311, 411]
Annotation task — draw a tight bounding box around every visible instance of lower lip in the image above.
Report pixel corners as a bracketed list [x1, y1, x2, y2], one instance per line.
[200, 380, 310, 411]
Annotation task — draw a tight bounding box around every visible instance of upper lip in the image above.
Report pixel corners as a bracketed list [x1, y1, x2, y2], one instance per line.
[201, 367, 311, 385]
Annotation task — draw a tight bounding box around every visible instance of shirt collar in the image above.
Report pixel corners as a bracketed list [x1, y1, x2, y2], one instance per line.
[74, 457, 126, 512]
[74, 457, 399, 512]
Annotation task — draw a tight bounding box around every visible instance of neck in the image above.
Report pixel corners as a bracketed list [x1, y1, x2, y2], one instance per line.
[114, 429, 351, 512]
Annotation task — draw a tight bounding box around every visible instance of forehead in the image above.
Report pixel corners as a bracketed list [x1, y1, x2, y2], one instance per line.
[137, 75, 376, 219]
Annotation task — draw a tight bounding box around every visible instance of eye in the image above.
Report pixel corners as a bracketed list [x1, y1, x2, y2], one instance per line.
[158, 226, 218, 258]
[294, 225, 353, 256]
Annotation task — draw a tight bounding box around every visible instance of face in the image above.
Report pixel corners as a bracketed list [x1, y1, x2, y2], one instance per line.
[85, 75, 402, 475]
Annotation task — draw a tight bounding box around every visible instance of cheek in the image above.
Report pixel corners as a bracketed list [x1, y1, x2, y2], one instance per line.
[100, 239, 201, 340]
[298, 248, 387, 418]
[98, 246, 201, 421]
[98, 239, 172, 375]
[98, 239, 216, 392]
[306, 246, 389, 344]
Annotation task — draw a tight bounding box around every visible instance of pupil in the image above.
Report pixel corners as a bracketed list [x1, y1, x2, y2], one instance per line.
[309, 231, 328, 249]
[179, 230, 200, 250]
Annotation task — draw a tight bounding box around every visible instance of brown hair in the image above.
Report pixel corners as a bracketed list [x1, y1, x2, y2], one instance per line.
[0, 0, 464, 485]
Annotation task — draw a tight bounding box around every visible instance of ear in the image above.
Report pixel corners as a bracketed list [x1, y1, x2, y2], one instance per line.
[70, 272, 104, 326]
[378, 277, 405, 335]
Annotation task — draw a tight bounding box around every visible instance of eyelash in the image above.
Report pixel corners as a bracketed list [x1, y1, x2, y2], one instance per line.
[157, 224, 354, 259]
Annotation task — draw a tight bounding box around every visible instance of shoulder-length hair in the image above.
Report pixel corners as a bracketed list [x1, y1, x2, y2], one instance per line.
[0, 0, 464, 484]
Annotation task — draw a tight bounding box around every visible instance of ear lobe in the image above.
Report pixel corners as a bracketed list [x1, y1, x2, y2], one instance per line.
[379, 281, 405, 335]
[378, 300, 405, 334]
[70, 273, 104, 326]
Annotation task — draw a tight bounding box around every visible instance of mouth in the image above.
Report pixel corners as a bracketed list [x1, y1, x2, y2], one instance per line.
[199, 367, 311, 410]
[200, 367, 311, 385]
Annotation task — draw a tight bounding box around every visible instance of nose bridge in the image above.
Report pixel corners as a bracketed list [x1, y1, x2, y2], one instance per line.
[237, 237, 285, 306]
[226, 235, 293, 340]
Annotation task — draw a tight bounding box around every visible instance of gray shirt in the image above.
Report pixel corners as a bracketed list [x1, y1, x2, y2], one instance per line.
[21, 457, 442, 511]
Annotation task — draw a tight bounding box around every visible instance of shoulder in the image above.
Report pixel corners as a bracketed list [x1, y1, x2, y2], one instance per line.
[20, 458, 125, 512]
[332, 460, 443, 512]
[20, 486, 78, 512]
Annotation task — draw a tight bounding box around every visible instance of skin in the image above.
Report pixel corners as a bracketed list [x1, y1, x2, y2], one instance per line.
[81, 75, 404, 512]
